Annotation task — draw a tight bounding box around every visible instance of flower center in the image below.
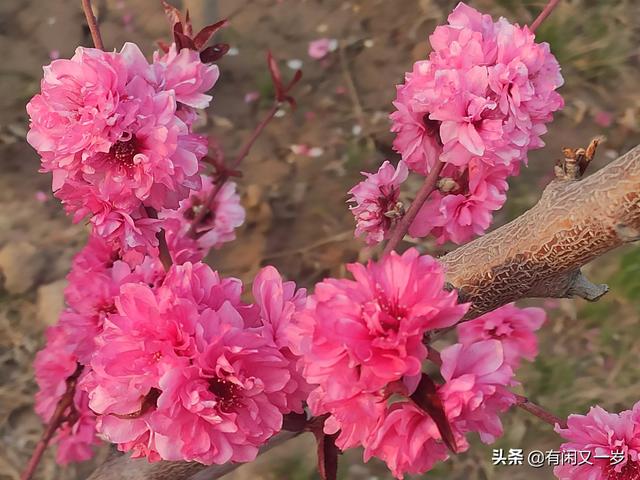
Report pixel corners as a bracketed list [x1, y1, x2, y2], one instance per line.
[209, 377, 243, 413]
[371, 291, 407, 333]
[422, 115, 443, 146]
[605, 459, 640, 480]
[109, 135, 138, 167]
[183, 196, 215, 225]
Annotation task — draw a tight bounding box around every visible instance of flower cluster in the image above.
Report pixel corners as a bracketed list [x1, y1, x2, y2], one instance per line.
[78, 262, 307, 464]
[555, 402, 640, 479]
[27, 2, 577, 479]
[26, 42, 220, 255]
[400, 2, 564, 244]
[349, 2, 564, 246]
[297, 253, 548, 478]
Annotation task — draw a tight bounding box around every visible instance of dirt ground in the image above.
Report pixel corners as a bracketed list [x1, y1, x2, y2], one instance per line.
[1, 0, 640, 479]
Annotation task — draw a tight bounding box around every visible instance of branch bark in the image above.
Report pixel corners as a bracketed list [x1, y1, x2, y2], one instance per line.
[85, 144, 640, 479]
[441, 144, 640, 318]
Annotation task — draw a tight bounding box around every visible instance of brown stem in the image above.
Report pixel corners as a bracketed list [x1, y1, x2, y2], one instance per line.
[21, 364, 83, 480]
[530, 0, 561, 32]
[188, 102, 280, 237]
[515, 394, 567, 429]
[382, 161, 444, 256]
[230, 103, 280, 172]
[81, 0, 104, 49]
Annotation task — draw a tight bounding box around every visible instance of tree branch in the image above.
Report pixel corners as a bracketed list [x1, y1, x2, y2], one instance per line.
[441, 144, 640, 318]
[85, 144, 640, 479]
[81, 0, 104, 50]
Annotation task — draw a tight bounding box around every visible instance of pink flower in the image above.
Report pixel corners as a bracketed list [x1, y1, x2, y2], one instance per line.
[153, 43, 220, 109]
[555, 403, 640, 479]
[391, 2, 563, 244]
[457, 304, 546, 367]
[390, 73, 443, 176]
[363, 402, 450, 479]
[149, 328, 290, 464]
[308, 38, 337, 59]
[161, 176, 245, 263]
[313, 390, 387, 451]
[438, 340, 516, 443]
[297, 249, 468, 449]
[82, 262, 303, 464]
[348, 160, 408, 245]
[593, 110, 614, 128]
[26, 43, 209, 253]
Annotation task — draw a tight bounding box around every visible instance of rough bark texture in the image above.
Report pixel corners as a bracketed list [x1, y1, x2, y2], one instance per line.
[441, 144, 640, 318]
[85, 145, 640, 480]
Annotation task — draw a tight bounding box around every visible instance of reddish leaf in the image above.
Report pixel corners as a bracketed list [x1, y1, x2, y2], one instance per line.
[173, 24, 195, 51]
[200, 43, 230, 63]
[410, 373, 458, 453]
[314, 432, 338, 480]
[266, 50, 284, 99]
[183, 9, 193, 37]
[193, 19, 229, 50]
[162, 1, 182, 29]
[285, 69, 303, 91]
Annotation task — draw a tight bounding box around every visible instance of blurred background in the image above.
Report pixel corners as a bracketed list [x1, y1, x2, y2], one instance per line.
[0, 0, 639, 479]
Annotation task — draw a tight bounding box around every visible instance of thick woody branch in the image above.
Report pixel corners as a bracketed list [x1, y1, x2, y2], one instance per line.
[86, 145, 640, 479]
[441, 143, 640, 318]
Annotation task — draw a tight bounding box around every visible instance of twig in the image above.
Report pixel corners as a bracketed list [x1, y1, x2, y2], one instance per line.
[530, 0, 561, 32]
[230, 103, 280, 172]
[21, 365, 83, 480]
[515, 394, 567, 429]
[382, 161, 444, 256]
[187, 102, 280, 237]
[81, 0, 104, 49]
